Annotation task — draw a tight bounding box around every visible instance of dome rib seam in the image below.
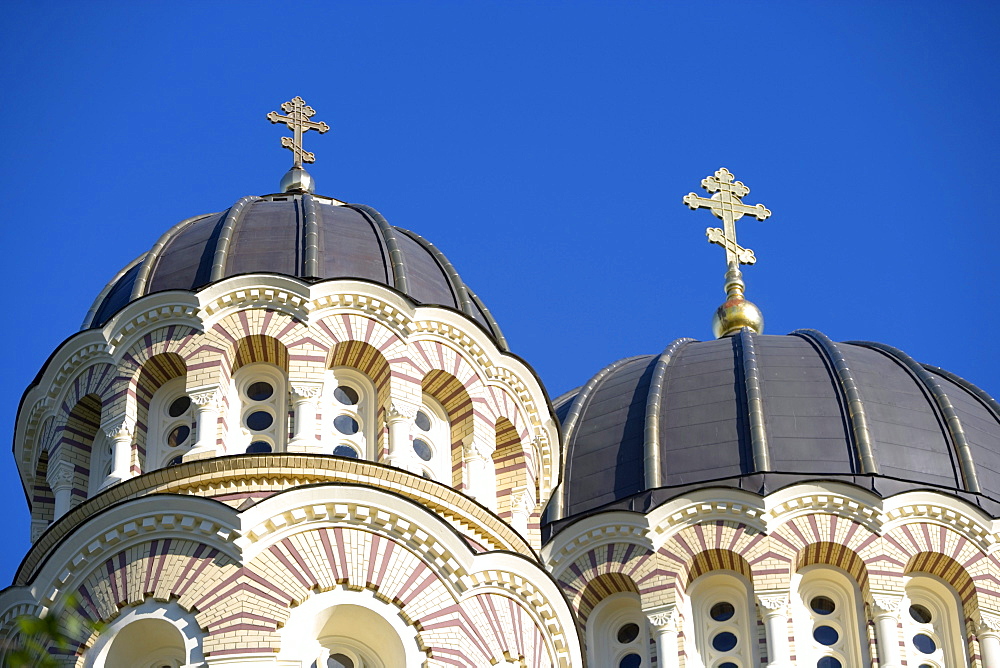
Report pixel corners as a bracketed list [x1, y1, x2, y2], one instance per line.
[347, 204, 408, 294]
[209, 196, 261, 282]
[301, 193, 320, 277]
[850, 340, 980, 494]
[923, 363, 1000, 426]
[792, 329, 878, 474]
[395, 227, 475, 317]
[558, 355, 648, 520]
[83, 253, 146, 329]
[466, 287, 509, 352]
[129, 212, 216, 301]
[643, 338, 697, 489]
[737, 328, 771, 472]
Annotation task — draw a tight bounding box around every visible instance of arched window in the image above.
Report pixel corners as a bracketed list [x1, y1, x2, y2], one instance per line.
[686, 572, 755, 668]
[87, 431, 113, 496]
[83, 600, 204, 668]
[903, 574, 969, 668]
[231, 362, 287, 454]
[146, 377, 195, 470]
[792, 565, 868, 668]
[327, 367, 377, 460]
[412, 394, 450, 481]
[586, 592, 650, 668]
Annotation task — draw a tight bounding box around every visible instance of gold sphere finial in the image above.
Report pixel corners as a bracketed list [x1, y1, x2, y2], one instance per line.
[712, 265, 764, 338]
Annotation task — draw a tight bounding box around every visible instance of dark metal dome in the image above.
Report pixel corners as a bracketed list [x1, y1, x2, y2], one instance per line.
[548, 328, 1000, 530]
[82, 193, 506, 348]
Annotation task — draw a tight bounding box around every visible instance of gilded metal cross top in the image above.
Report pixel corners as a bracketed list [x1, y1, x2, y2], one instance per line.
[267, 96, 329, 167]
[683, 168, 771, 267]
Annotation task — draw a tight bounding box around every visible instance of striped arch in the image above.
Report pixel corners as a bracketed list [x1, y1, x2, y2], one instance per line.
[576, 572, 641, 628]
[795, 542, 870, 596]
[31, 449, 54, 526]
[493, 417, 530, 524]
[422, 369, 473, 488]
[906, 551, 980, 620]
[410, 339, 490, 407]
[184, 310, 299, 388]
[686, 549, 754, 587]
[556, 542, 657, 622]
[58, 394, 102, 508]
[133, 353, 186, 474]
[232, 334, 289, 372]
[657, 521, 771, 599]
[329, 340, 392, 459]
[56, 363, 119, 431]
[109, 325, 199, 420]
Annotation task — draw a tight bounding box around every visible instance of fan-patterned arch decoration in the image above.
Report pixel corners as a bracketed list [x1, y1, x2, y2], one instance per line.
[556, 542, 658, 620]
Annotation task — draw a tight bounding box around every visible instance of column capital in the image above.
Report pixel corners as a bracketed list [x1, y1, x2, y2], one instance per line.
[463, 435, 492, 462]
[871, 593, 905, 618]
[46, 459, 75, 491]
[101, 415, 135, 440]
[979, 612, 1000, 634]
[289, 382, 323, 400]
[190, 387, 223, 408]
[386, 401, 418, 423]
[646, 606, 681, 630]
[30, 519, 49, 543]
[756, 592, 790, 613]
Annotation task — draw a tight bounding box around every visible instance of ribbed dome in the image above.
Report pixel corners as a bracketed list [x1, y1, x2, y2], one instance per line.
[83, 192, 506, 348]
[550, 328, 1000, 526]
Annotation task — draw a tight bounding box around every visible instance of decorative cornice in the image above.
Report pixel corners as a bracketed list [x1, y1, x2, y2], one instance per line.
[190, 388, 223, 408]
[979, 612, 1000, 634]
[386, 402, 418, 422]
[757, 593, 789, 612]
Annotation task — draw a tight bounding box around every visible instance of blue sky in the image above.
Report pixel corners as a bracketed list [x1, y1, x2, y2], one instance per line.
[1, 1, 998, 585]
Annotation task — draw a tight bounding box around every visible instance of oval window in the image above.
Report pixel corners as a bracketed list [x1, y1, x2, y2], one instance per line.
[333, 444, 359, 459]
[246, 410, 273, 431]
[909, 604, 933, 624]
[817, 658, 843, 668]
[333, 385, 359, 405]
[247, 441, 272, 454]
[810, 596, 836, 615]
[168, 396, 191, 417]
[712, 631, 737, 652]
[616, 622, 640, 644]
[913, 633, 936, 654]
[719, 663, 739, 668]
[334, 415, 359, 435]
[328, 653, 355, 668]
[167, 425, 190, 448]
[415, 410, 431, 431]
[246, 381, 273, 401]
[813, 626, 839, 646]
[710, 601, 735, 622]
[618, 654, 641, 668]
[167, 455, 184, 466]
[413, 438, 433, 462]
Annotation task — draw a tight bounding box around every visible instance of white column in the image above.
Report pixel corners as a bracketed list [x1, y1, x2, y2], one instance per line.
[979, 613, 1000, 668]
[385, 402, 417, 471]
[100, 415, 135, 489]
[757, 593, 792, 668]
[647, 607, 681, 666]
[288, 383, 323, 452]
[872, 594, 904, 668]
[47, 459, 75, 519]
[188, 387, 222, 459]
[463, 437, 494, 508]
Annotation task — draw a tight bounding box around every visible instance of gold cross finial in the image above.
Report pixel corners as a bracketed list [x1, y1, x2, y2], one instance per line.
[683, 167, 771, 268]
[267, 96, 329, 168]
[683, 168, 773, 338]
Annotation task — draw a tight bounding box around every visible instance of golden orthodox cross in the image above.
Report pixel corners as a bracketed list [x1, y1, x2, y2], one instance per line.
[267, 96, 329, 167]
[683, 168, 771, 267]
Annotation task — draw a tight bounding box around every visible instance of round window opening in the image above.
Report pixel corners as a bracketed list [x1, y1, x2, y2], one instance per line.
[246, 381, 273, 401]
[817, 658, 843, 668]
[168, 396, 191, 417]
[712, 631, 738, 652]
[247, 441, 272, 454]
[913, 633, 936, 654]
[333, 385, 359, 405]
[813, 625, 839, 646]
[415, 410, 431, 431]
[618, 654, 641, 668]
[328, 654, 355, 668]
[413, 438, 433, 462]
[167, 455, 184, 466]
[710, 601, 735, 622]
[246, 410, 273, 431]
[333, 444, 359, 459]
[334, 415, 359, 435]
[719, 663, 739, 668]
[810, 596, 836, 615]
[617, 622, 640, 644]
[909, 604, 933, 624]
[167, 425, 190, 448]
